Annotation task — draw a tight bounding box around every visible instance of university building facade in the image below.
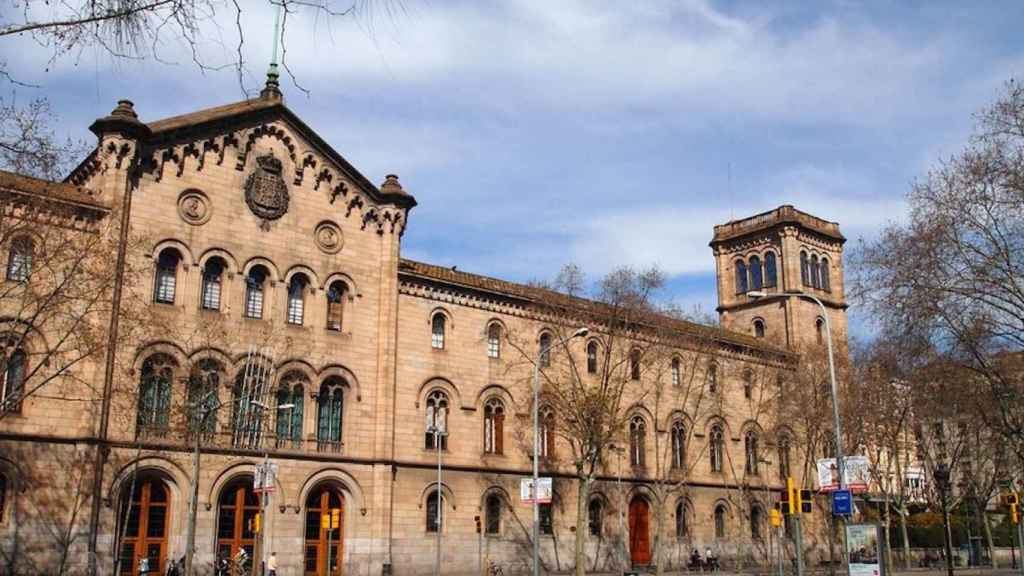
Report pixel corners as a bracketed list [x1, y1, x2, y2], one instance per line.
[0, 80, 849, 575]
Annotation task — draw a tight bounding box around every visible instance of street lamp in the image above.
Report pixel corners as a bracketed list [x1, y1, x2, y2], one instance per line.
[532, 327, 589, 576]
[184, 389, 220, 576]
[253, 401, 294, 576]
[933, 463, 955, 576]
[748, 290, 846, 492]
[427, 416, 448, 576]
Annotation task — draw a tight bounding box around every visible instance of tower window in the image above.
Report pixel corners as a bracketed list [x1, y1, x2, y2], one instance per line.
[816, 317, 825, 345]
[6, 237, 33, 282]
[709, 425, 724, 472]
[630, 349, 641, 381]
[753, 319, 765, 339]
[764, 252, 778, 288]
[286, 274, 308, 325]
[200, 258, 224, 311]
[588, 499, 603, 536]
[749, 255, 763, 290]
[487, 323, 501, 358]
[810, 255, 821, 288]
[671, 357, 680, 386]
[153, 248, 181, 304]
[800, 251, 809, 286]
[539, 333, 552, 367]
[586, 341, 598, 374]
[820, 257, 831, 292]
[706, 363, 718, 394]
[244, 266, 268, 319]
[483, 398, 505, 455]
[735, 259, 748, 294]
[326, 281, 347, 331]
[714, 504, 727, 538]
[629, 416, 646, 467]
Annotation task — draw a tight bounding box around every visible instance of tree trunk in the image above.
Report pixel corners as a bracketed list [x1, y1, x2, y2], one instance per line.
[654, 491, 665, 576]
[883, 496, 893, 573]
[575, 475, 590, 576]
[982, 509, 997, 568]
[900, 507, 912, 570]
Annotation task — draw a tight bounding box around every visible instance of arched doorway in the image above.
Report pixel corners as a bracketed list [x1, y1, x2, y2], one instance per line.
[118, 476, 171, 575]
[304, 483, 345, 575]
[628, 496, 651, 565]
[216, 477, 258, 572]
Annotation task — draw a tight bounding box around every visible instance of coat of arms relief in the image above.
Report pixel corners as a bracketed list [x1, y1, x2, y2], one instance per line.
[244, 152, 290, 220]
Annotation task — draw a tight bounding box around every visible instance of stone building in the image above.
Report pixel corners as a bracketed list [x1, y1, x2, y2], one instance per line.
[0, 79, 849, 575]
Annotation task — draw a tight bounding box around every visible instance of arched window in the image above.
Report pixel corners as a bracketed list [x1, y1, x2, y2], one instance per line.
[153, 248, 180, 304]
[485, 493, 502, 535]
[1, 349, 26, 413]
[800, 251, 809, 286]
[743, 370, 754, 399]
[276, 371, 306, 449]
[629, 416, 646, 467]
[304, 484, 343, 575]
[286, 274, 308, 325]
[810, 255, 821, 288]
[483, 398, 505, 455]
[670, 421, 686, 469]
[707, 363, 718, 394]
[426, 490, 444, 533]
[316, 377, 344, 452]
[778, 436, 791, 480]
[816, 317, 825, 345]
[137, 354, 173, 437]
[753, 319, 765, 339]
[675, 501, 689, 539]
[588, 498, 603, 536]
[750, 505, 763, 540]
[539, 332, 552, 368]
[744, 431, 759, 475]
[244, 265, 268, 319]
[764, 252, 778, 288]
[820, 257, 831, 292]
[326, 281, 347, 331]
[425, 390, 449, 450]
[119, 477, 171, 575]
[671, 357, 681, 386]
[216, 478, 258, 569]
[431, 313, 446, 349]
[749, 255, 763, 290]
[714, 505, 727, 538]
[230, 360, 271, 449]
[539, 406, 555, 458]
[735, 259, 748, 294]
[6, 237, 32, 282]
[586, 341, 598, 374]
[187, 359, 221, 440]
[200, 258, 224, 311]
[630, 349, 641, 381]
[709, 425, 724, 473]
[487, 323, 501, 359]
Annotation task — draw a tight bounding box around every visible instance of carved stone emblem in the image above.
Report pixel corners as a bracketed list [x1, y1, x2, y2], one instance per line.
[314, 221, 344, 254]
[177, 189, 211, 225]
[244, 153, 290, 220]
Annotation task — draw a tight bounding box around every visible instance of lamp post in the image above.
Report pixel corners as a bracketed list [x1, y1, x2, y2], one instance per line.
[427, 409, 447, 576]
[532, 327, 589, 576]
[748, 291, 846, 491]
[184, 389, 220, 576]
[934, 463, 955, 576]
[250, 401, 294, 576]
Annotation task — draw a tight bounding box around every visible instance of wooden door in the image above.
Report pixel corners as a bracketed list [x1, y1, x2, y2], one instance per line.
[216, 479, 258, 573]
[628, 497, 652, 565]
[304, 485, 344, 575]
[120, 479, 170, 575]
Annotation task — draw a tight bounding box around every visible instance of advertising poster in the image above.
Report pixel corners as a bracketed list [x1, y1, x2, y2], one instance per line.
[816, 456, 870, 493]
[846, 523, 882, 576]
[521, 477, 553, 503]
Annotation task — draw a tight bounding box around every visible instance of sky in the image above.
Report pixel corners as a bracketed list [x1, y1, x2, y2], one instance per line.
[3, 0, 1023, 335]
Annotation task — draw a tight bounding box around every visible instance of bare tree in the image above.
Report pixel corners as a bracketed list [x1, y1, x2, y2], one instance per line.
[852, 77, 1024, 461]
[505, 264, 669, 576]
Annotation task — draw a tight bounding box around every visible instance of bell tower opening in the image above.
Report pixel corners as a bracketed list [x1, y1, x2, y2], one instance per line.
[709, 205, 848, 351]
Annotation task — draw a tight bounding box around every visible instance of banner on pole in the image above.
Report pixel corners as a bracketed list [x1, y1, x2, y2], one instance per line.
[254, 462, 278, 493]
[521, 478, 552, 504]
[816, 456, 869, 493]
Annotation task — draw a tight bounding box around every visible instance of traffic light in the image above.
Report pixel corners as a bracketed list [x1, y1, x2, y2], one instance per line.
[784, 477, 797, 515]
[1002, 492, 1020, 506]
[799, 489, 813, 514]
[770, 508, 782, 527]
[331, 508, 341, 529]
[1012, 504, 1019, 525]
[248, 513, 261, 534]
[321, 512, 330, 530]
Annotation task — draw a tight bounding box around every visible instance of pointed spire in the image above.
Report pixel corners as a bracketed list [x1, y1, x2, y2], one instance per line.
[261, 2, 284, 101]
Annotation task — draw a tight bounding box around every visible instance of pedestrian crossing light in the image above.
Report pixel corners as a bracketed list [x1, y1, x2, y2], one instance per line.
[331, 508, 341, 529]
[248, 513, 261, 534]
[799, 489, 813, 514]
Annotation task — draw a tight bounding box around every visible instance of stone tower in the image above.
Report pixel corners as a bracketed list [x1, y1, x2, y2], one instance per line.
[710, 205, 848, 351]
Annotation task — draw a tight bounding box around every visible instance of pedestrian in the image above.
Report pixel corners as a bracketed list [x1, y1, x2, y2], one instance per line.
[268, 551, 279, 576]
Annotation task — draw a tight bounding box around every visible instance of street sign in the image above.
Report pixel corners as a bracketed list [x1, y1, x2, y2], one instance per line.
[254, 462, 279, 493]
[832, 489, 853, 516]
[521, 477, 552, 504]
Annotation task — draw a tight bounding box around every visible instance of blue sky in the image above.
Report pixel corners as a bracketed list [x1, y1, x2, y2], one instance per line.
[4, 1, 1023, 334]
